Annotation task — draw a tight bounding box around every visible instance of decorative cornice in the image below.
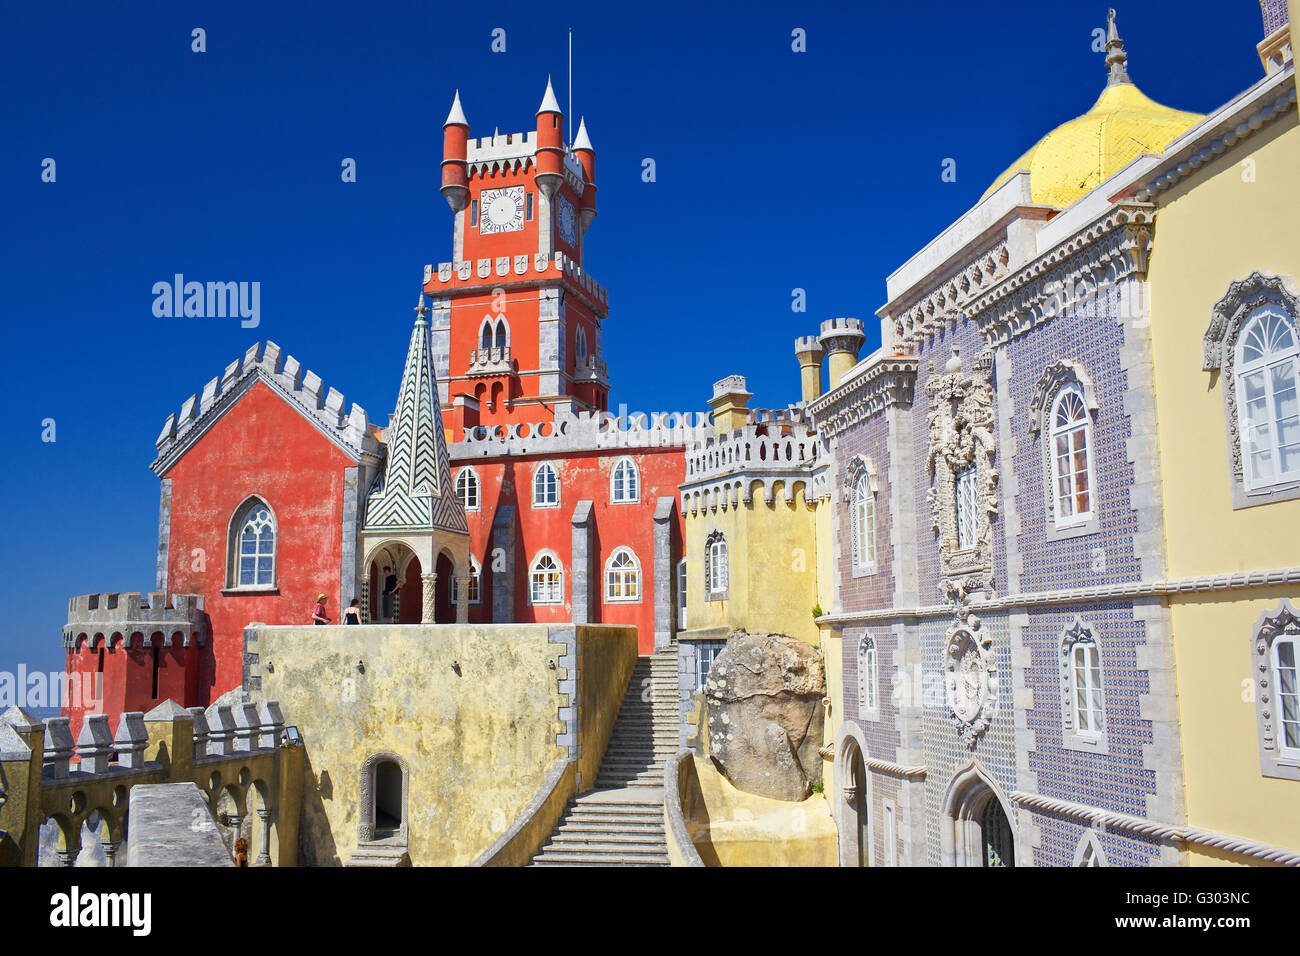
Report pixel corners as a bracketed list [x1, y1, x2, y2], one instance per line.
[808, 354, 919, 439]
[1010, 790, 1300, 865]
[968, 204, 1155, 346]
[863, 756, 927, 779]
[816, 564, 1300, 625]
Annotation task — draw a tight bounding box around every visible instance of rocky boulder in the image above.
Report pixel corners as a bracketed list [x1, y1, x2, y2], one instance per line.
[705, 630, 826, 801]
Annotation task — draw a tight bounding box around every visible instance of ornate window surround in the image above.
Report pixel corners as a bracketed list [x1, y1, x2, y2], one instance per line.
[224, 495, 278, 593]
[925, 347, 999, 593]
[1029, 361, 1101, 540]
[1059, 617, 1110, 755]
[1204, 271, 1300, 509]
[1251, 599, 1300, 781]
[858, 633, 879, 720]
[705, 529, 729, 602]
[844, 456, 879, 578]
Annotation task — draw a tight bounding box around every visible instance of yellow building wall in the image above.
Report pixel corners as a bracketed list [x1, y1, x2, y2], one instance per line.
[683, 483, 820, 645]
[1146, 107, 1299, 864]
[1147, 111, 1300, 578]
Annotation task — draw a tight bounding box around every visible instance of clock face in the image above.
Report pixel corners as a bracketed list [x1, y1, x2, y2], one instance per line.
[480, 186, 525, 234]
[557, 196, 577, 245]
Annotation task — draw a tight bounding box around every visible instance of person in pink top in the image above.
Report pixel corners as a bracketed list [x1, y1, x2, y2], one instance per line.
[312, 594, 330, 625]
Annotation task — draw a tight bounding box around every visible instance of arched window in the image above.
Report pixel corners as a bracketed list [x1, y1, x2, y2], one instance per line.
[533, 462, 560, 508]
[1050, 384, 1095, 525]
[605, 547, 641, 602]
[494, 319, 508, 350]
[851, 473, 876, 572]
[455, 468, 480, 511]
[858, 634, 879, 719]
[1235, 309, 1300, 490]
[1274, 632, 1299, 761]
[529, 552, 564, 605]
[706, 531, 728, 599]
[611, 457, 639, 503]
[575, 326, 588, 360]
[228, 497, 276, 588]
[480, 320, 492, 350]
[1059, 618, 1108, 754]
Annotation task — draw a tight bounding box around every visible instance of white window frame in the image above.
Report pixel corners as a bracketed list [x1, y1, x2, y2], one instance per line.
[851, 473, 876, 574]
[706, 533, 729, 600]
[695, 640, 726, 693]
[1049, 383, 1096, 528]
[1070, 640, 1104, 738]
[1274, 634, 1300, 762]
[954, 465, 979, 550]
[1235, 308, 1300, 492]
[610, 456, 640, 504]
[455, 467, 480, 512]
[1059, 618, 1109, 755]
[226, 496, 277, 590]
[604, 547, 642, 604]
[676, 558, 688, 629]
[858, 634, 879, 720]
[528, 551, 564, 606]
[532, 462, 561, 509]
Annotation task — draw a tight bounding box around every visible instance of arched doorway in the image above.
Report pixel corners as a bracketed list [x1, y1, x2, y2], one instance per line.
[846, 744, 869, 867]
[836, 728, 872, 868]
[399, 556, 423, 624]
[942, 761, 1016, 867]
[375, 761, 403, 836]
[366, 543, 422, 624]
[434, 552, 455, 624]
[358, 752, 409, 846]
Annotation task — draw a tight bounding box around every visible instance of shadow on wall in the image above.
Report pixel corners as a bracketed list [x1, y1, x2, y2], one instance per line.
[298, 750, 340, 866]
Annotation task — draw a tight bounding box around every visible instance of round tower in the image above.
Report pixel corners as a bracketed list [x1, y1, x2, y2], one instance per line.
[819, 317, 866, 388]
[534, 77, 564, 200]
[794, 335, 825, 404]
[573, 116, 597, 233]
[440, 90, 470, 213]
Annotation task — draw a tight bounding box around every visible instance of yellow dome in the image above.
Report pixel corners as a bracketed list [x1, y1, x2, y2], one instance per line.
[982, 82, 1204, 208]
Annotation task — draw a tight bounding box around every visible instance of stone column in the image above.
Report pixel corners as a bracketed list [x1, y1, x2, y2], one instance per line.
[491, 505, 517, 623]
[421, 572, 437, 623]
[455, 576, 471, 623]
[653, 497, 676, 649]
[101, 839, 120, 868]
[570, 501, 594, 625]
[256, 809, 273, 866]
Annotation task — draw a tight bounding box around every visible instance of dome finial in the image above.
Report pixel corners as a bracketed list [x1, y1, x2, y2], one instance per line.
[1105, 9, 1132, 87]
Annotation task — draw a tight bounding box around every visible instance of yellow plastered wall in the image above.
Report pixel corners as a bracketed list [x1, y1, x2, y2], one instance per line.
[683, 483, 819, 645]
[1147, 111, 1300, 578]
[1146, 107, 1300, 864]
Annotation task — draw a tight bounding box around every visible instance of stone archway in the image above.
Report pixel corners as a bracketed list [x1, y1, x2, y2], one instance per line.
[365, 542, 421, 624]
[941, 760, 1017, 867]
[359, 751, 409, 846]
[834, 721, 872, 867]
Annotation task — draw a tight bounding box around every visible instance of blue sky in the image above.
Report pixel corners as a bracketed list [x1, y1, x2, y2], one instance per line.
[0, 1, 1269, 680]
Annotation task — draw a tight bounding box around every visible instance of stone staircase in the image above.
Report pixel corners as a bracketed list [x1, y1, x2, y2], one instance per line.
[530, 651, 679, 866]
[345, 840, 411, 867]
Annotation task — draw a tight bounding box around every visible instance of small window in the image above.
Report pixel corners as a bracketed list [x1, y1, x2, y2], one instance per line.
[1071, 640, 1104, 736]
[1050, 384, 1095, 525]
[529, 552, 564, 605]
[575, 326, 588, 360]
[1276, 635, 1299, 760]
[706, 533, 728, 599]
[852, 473, 876, 573]
[858, 635, 879, 718]
[470, 199, 479, 227]
[1235, 310, 1300, 490]
[696, 640, 727, 692]
[1059, 618, 1109, 754]
[605, 547, 641, 603]
[955, 465, 978, 550]
[456, 468, 480, 511]
[526, 192, 535, 221]
[676, 559, 688, 629]
[533, 463, 560, 508]
[611, 457, 639, 503]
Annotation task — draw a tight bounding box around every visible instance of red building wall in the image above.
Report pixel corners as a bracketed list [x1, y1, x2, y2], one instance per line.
[164, 381, 356, 703]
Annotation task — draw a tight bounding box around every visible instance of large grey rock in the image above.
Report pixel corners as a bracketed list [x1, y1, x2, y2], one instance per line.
[705, 630, 826, 801]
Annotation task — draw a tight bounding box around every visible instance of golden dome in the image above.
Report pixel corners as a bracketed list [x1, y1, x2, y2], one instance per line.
[982, 11, 1203, 208]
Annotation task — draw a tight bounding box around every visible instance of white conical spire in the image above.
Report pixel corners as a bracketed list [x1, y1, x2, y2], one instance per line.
[538, 75, 562, 114]
[444, 89, 469, 127]
[572, 116, 594, 152]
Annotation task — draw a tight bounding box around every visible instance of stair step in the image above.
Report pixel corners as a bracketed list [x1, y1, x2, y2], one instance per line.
[562, 816, 663, 829]
[550, 831, 666, 846]
[538, 842, 669, 859]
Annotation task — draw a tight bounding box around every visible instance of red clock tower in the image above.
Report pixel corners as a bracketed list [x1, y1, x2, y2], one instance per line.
[428, 79, 608, 432]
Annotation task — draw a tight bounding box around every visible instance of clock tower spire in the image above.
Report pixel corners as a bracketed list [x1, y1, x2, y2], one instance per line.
[424, 83, 609, 434]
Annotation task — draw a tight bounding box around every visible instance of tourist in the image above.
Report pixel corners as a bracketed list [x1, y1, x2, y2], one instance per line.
[343, 598, 361, 625]
[312, 594, 330, 625]
[382, 566, 400, 622]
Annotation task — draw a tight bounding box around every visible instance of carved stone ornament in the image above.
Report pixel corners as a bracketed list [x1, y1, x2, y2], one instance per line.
[1252, 600, 1300, 776]
[942, 613, 998, 748]
[841, 455, 878, 502]
[925, 347, 998, 591]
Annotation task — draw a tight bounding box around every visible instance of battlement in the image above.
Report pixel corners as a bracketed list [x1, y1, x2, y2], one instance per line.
[794, 335, 825, 358]
[464, 132, 585, 183]
[680, 414, 820, 514]
[818, 316, 866, 345]
[63, 592, 206, 649]
[425, 249, 608, 309]
[152, 341, 378, 474]
[450, 407, 715, 459]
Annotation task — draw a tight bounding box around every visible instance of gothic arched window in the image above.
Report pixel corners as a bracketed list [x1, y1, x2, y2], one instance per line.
[455, 467, 480, 511]
[576, 326, 589, 360]
[533, 463, 560, 508]
[1059, 618, 1109, 754]
[611, 457, 639, 503]
[706, 531, 729, 600]
[858, 634, 879, 719]
[228, 497, 276, 589]
[852, 473, 876, 573]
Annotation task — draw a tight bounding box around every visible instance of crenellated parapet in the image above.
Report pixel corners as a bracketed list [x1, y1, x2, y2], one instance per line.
[424, 249, 609, 313]
[679, 414, 820, 516]
[151, 341, 380, 476]
[63, 592, 207, 649]
[450, 407, 714, 460]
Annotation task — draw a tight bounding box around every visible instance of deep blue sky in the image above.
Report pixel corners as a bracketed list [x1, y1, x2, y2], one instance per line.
[0, 1, 1269, 680]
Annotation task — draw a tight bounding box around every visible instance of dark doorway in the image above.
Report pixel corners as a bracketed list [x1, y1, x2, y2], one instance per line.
[399, 557, 423, 624]
[435, 553, 455, 623]
[980, 798, 1015, 867]
[374, 761, 403, 836]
